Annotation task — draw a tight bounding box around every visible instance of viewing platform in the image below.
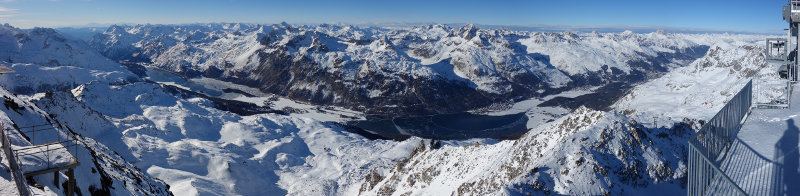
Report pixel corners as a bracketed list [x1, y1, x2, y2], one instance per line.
[1, 124, 80, 196]
[720, 83, 799, 195]
[688, 80, 798, 196]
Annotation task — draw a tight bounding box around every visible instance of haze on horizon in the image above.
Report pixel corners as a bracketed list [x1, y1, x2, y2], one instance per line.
[0, 0, 789, 33]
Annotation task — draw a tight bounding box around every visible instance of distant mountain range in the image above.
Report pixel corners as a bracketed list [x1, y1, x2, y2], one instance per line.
[83, 23, 721, 116]
[0, 22, 773, 195]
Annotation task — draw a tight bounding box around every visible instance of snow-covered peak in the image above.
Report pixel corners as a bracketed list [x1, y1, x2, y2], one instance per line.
[0, 25, 111, 68]
[612, 39, 771, 122]
[86, 23, 752, 115]
[0, 25, 137, 94]
[360, 105, 694, 195]
[453, 23, 479, 40]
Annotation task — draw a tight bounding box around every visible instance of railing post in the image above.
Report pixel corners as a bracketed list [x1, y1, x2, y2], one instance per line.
[688, 79, 752, 196]
[1, 124, 32, 196]
[66, 168, 75, 196]
[46, 144, 50, 170]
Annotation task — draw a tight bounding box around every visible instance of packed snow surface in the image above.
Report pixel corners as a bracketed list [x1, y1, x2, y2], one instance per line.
[38, 81, 421, 195]
[721, 85, 800, 195]
[613, 39, 772, 123]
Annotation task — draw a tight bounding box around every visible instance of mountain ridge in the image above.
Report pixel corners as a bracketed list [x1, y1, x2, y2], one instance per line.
[88, 23, 723, 115]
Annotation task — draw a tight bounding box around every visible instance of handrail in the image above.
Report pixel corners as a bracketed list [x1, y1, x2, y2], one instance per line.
[0, 122, 32, 196]
[13, 140, 75, 152]
[1, 122, 82, 196]
[14, 124, 54, 129]
[687, 80, 751, 196]
[13, 127, 58, 134]
[15, 143, 79, 157]
[754, 79, 792, 108]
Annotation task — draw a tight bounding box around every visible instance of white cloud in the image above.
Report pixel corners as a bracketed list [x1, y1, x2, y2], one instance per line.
[0, 0, 15, 3]
[0, 7, 16, 12]
[0, 6, 18, 20]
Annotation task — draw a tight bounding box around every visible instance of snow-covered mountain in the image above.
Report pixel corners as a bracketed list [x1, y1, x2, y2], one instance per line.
[0, 86, 171, 195]
[0, 24, 138, 94]
[0, 23, 168, 195]
[89, 23, 715, 115]
[0, 23, 777, 196]
[360, 106, 695, 195]
[31, 81, 427, 195]
[613, 40, 773, 121]
[0, 23, 424, 196]
[358, 34, 772, 196]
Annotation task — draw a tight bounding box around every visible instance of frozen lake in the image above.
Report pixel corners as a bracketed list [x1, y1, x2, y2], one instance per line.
[347, 112, 528, 140]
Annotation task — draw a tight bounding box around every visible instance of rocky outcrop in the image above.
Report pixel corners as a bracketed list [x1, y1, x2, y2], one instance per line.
[359, 107, 697, 195]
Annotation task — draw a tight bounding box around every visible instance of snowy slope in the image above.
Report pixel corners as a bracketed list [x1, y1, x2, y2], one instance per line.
[360, 106, 696, 195]
[0, 22, 780, 196]
[32, 81, 427, 196]
[517, 31, 758, 75]
[0, 24, 420, 195]
[0, 86, 171, 195]
[0, 24, 137, 94]
[612, 38, 771, 122]
[357, 35, 774, 196]
[88, 23, 722, 115]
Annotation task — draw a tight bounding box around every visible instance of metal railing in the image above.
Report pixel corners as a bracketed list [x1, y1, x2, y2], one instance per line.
[765, 38, 789, 62]
[0, 123, 81, 196]
[688, 80, 751, 196]
[754, 79, 793, 108]
[0, 122, 32, 196]
[9, 124, 81, 173]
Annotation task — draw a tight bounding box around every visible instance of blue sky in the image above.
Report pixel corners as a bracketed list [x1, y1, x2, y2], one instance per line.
[0, 0, 789, 33]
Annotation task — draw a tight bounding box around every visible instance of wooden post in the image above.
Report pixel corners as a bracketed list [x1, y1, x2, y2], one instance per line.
[66, 168, 75, 196]
[53, 171, 60, 189]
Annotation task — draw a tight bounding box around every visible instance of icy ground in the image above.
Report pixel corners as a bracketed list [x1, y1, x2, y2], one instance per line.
[721, 84, 800, 196]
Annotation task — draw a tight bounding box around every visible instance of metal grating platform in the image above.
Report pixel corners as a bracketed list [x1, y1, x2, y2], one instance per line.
[1, 123, 80, 196]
